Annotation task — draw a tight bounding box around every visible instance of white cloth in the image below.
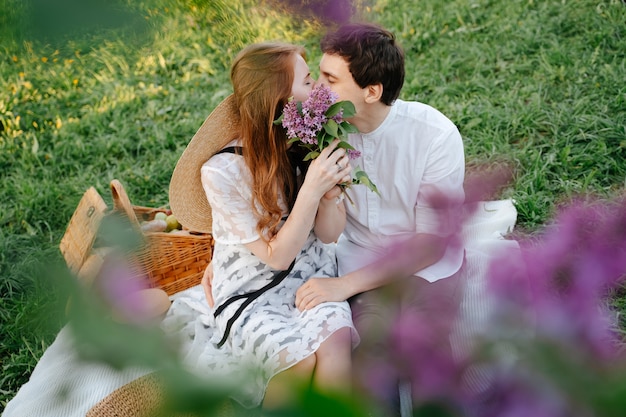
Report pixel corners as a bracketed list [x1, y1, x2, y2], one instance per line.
[1, 326, 151, 417]
[339, 99, 466, 282]
[451, 199, 522, 393]
[167, 150, 358, 408]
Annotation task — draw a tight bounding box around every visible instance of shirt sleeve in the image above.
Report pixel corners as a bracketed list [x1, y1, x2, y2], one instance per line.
[201, 157, 260, 244]
[414, 127, 465, 237]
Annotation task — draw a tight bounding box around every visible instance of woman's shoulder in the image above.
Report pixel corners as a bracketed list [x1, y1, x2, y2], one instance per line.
[201, 144, 250, 187]
[203, 152, 241, 171]
[202, 141, 247, 177]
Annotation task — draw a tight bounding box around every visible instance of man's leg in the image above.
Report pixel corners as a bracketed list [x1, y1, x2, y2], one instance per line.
[349, 264, 464, 416]
[349, 287, 400, 415]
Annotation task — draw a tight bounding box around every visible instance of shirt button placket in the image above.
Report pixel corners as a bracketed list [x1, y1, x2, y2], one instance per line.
[364, 135, 377, 229]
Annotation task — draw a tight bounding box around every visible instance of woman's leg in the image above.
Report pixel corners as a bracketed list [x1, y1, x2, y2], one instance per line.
[263, 353, 316, 410]
[311, 328, 353, 397]
[263, 327, 352, 409]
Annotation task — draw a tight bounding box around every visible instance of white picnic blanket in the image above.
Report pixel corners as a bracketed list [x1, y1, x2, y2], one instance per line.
[1, 325, 152, 417]
[2, 199, 519, 417]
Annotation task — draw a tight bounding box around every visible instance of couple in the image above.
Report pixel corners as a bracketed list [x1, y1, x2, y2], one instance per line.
[167, 22, 466, 413]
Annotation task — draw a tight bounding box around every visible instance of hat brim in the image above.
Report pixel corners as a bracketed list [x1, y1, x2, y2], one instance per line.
[169, 95, 240, 233]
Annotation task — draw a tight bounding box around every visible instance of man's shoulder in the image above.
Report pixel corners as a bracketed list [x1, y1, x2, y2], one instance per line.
[392, 99, 457, 132]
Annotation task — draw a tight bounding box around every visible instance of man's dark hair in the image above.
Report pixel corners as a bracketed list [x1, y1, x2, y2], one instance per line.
[320, 23, 405, 105]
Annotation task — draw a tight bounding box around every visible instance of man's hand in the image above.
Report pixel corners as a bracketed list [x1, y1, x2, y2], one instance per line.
[201, 262, 214, 308]
[295, 277, 351, 311]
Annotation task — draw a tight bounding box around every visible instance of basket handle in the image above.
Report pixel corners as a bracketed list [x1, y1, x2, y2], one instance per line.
[110, 179, 140, 227]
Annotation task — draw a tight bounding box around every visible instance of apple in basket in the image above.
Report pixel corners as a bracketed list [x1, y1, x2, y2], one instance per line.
[139, 212, 182, 233]
[165, 214, 181, 232]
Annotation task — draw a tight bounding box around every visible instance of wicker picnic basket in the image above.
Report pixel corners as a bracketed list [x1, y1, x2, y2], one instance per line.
[85, 371, 244, 417]
[59, 180, 232, 416]
[60, 179, 214, 295]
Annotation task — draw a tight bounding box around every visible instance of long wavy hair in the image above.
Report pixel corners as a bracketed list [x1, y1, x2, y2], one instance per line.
[230, 42, 305, 241]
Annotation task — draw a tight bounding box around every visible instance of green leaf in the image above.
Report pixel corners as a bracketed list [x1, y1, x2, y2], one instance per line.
[322, 135, 333, 149]
[323, 119, 339, 138]
[339, 100, 356, 118]
[336, 140, 356, 151]
[353, 168, 380, 196]
[340, 121, 359, 134]
[325, 102, 344, 118]
[304, 151, 320, 161]
[273, 113, 284, 125]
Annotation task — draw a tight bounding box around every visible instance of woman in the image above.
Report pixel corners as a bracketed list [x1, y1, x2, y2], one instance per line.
[166, 42, 359, 411]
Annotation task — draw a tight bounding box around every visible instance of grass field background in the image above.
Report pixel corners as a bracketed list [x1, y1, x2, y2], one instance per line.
[1, 0, 625, 410]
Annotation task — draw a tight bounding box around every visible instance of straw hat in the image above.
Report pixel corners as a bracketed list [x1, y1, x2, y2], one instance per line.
[169, 95, 241, 234]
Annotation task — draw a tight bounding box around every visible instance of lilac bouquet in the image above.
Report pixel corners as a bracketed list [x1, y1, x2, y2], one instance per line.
[274, 84, 379, 197]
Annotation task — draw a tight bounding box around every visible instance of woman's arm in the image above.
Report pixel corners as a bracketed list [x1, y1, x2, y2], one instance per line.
[245, 141, 350, 270]
[313, 186, 346, 244]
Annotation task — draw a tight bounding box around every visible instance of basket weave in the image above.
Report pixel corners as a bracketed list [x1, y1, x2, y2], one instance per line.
[129, 225, 214, 295]
[110, 179, 214, 295]
[86, 372, 243, 417]
[61, 179, 214, 295]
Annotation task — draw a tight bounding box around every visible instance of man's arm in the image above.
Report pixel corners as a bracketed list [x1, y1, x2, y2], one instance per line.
[295, 232, 446, 310]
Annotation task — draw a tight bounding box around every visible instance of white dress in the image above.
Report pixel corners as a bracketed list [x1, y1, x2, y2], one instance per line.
[162, 148, 359, 408]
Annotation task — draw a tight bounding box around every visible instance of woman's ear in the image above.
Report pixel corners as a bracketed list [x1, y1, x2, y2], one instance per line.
[364, 83, 384, 104]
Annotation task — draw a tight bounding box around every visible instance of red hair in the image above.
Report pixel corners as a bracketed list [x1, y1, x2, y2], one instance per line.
[230, 42, 305, 241]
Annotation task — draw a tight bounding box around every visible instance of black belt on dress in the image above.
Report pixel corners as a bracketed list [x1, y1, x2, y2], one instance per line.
[213, 259, 296, 348]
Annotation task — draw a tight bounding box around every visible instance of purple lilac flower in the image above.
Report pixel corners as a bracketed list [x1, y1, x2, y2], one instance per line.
[280, 84, 340, 146]
[282, 100, 318, 145]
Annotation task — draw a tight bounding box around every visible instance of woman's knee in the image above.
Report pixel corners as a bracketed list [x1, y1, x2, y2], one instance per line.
[293, 352, 317, 375]
[317, 328, 352, 357]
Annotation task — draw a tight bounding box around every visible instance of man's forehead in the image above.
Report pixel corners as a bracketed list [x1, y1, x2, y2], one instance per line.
[319, 53, 349, 73]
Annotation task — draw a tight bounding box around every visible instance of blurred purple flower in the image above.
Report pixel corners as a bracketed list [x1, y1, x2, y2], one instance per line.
[95, 257, 153, 323]
[358, 171, 626, 416]
[269, 0, 354, 23]
[489, 197, 626, 361]
[391, 310, 465, 403]
[477, 370, 581, 417]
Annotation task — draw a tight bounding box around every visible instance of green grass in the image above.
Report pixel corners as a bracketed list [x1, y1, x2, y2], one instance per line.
[1, 0, 625, 410]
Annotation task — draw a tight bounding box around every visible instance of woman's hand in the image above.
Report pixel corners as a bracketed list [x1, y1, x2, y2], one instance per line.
[201, 262, 215, 308]
[302, 140, 352, 200]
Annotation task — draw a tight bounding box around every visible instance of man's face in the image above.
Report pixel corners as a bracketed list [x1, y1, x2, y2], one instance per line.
[318, 53, 366, 105]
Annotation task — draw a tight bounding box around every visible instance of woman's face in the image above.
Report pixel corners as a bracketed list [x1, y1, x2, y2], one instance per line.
[291, 54, 315, 102]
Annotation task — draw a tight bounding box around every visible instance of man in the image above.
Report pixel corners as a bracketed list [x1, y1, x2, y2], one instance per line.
[293, 23, 466, 415]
